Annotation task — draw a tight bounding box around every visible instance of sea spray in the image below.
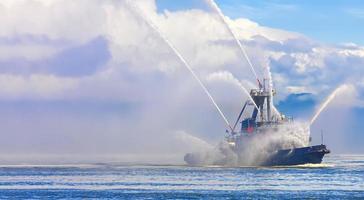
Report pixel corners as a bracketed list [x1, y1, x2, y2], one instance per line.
[174, 131, 214, 152]
[185, 122, 310, 166]
[310, 84, 350, 125]
[184, 142, 238, 166]
[233, 122, 310, 166]
[126, 0, 233, 131]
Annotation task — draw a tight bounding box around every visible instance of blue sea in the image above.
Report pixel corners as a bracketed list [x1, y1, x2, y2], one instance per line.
[0, 155, 363, 199]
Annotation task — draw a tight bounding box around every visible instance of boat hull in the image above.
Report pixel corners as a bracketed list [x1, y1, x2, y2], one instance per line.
[184, 144, 330, 166]
[262, 144, 330, 166]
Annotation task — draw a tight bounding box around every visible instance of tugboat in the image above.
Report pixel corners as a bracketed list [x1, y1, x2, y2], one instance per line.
[185, 80, 330, 166]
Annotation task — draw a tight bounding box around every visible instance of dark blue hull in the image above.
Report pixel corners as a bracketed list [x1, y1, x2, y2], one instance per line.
[184, 145, 330, 166]
[262, 144, 330, 166]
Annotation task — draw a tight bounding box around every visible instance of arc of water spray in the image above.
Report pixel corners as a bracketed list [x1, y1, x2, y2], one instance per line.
[126, 0, 234, 132]
[310, 84, 348, 125]
[204, 0, 259, 84]
[236, 80, 259, 110]
[205, 0, 280, 118]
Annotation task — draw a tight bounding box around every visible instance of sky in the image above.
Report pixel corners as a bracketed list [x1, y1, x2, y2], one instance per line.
[157, 0, 364, 45]
[0, 0, 364, 164]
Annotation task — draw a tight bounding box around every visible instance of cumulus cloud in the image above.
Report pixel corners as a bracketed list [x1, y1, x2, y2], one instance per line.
[0, 74, 78, 100]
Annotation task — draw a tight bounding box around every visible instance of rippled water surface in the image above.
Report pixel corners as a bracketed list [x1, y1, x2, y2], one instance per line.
[0, 155, 363, 199]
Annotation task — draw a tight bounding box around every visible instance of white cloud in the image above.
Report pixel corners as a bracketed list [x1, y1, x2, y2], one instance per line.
[0, 0, 363, 157]
[231, 17, 301, 42]
[0, 0, 362, 118]
[0, 0, 107, 41]
[0, 43, 62, 60]
[0, 74, 78, 100]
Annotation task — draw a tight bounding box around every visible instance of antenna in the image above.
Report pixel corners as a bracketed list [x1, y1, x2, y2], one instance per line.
[321, 129, 324, 145]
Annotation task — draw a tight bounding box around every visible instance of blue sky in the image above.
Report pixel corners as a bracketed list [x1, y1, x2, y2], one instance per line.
[157, 0, 364, 45]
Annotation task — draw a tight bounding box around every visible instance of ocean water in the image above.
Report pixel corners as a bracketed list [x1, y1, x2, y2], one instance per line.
[0, 155, 363, 199]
